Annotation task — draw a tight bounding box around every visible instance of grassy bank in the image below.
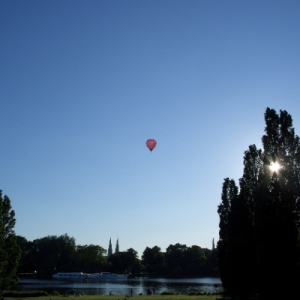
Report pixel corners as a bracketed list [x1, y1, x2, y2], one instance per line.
[3, 296, 223, 300]
[3, 291, 225, 300]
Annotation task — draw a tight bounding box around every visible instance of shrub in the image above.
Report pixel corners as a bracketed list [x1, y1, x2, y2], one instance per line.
[161, 291, 177, 295]
[52, 291, 61, 296]
[3, 290, 49, 297]
[187, 291, 202, 295]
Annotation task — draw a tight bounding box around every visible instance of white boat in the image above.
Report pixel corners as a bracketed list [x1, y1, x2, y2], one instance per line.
[87, 272, 128, 279]
[52, 272, 86, 279]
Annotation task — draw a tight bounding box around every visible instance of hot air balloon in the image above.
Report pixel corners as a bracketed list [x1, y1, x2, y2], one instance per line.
[146, 139, 157, 151]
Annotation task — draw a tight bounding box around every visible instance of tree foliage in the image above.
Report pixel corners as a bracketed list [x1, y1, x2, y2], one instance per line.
[142, 246, 165, 275]
[108, 248, 142, 274]
[17, 234, 217, 278]
[75, 244, 106, 273]
[217, 108, 300, 299]
[0, 191, 21, 296]
[17, 234, 109, 277]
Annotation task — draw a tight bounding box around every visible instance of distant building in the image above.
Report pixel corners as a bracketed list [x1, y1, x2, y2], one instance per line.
[107, 238, 120, 256]
[108, 237, 113, 256]
[115, 238, 119, 253]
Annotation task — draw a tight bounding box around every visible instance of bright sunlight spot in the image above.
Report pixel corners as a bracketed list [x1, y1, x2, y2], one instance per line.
[270, 162, 280, 172]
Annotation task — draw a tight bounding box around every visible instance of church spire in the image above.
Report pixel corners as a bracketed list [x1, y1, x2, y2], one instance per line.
[115, 238, 119, 253]
[108, 237, 113, 256]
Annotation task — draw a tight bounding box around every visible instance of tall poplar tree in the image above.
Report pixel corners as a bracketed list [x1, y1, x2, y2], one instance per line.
[217, 108, 300, 299]
[0, 191, 21, 297]
[256, 108, 299, 299]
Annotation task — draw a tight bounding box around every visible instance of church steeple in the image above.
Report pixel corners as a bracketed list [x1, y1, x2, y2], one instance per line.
[115, 238, 119, 253]
[108, 237, 113, 256]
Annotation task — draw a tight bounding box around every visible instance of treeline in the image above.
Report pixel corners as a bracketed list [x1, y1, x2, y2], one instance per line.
[16, 234, 218, 278]
[217, 108, 300, 299]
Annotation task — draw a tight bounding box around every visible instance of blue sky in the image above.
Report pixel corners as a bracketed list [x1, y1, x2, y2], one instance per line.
[1, 0, 299, 258]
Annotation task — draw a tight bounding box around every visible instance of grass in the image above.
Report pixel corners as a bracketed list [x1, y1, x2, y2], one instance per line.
[3, 294, 224, 300]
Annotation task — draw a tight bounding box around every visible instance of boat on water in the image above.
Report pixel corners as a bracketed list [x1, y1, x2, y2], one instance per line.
[87, 272, 128, 280]
[52, 272, 127, 280]
[52, 272, 86, 279]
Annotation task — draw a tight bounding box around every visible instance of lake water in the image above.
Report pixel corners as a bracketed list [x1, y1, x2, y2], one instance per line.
[16, 277, 222, 295]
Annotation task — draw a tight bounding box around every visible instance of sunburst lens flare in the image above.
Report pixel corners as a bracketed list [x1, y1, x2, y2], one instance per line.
[270, 162, 280, 172]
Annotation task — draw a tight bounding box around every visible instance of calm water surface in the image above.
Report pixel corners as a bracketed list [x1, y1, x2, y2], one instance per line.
[16, 277, 222, 295]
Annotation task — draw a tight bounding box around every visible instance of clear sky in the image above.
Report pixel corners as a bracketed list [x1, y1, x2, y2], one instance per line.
[1, 0, 299, 258]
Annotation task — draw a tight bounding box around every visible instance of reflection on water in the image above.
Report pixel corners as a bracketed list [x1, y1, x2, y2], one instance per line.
[16, 277, 222, 295]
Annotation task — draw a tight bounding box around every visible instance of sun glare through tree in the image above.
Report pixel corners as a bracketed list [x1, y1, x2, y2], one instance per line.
[270, 161, 280, 172]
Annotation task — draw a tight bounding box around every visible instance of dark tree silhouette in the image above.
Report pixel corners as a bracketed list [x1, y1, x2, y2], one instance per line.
[218, 108, 300, 299]
[142, 246, 165, 275]
[0, 191, 21, 297]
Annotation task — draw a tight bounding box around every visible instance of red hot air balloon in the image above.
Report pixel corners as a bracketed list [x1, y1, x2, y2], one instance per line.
[146, 139, 157, 151]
